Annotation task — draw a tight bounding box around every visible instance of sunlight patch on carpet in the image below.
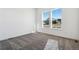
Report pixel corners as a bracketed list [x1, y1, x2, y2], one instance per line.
[44, 39, 59, 50]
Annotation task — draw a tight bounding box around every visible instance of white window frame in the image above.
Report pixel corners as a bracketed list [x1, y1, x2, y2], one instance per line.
[41, 8, 62, 30]
[41, 10, 50, 28]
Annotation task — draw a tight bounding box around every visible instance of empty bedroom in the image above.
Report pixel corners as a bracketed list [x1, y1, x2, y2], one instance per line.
[0, 8, 79, 50]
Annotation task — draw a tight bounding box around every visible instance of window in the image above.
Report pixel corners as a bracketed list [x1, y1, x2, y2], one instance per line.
[51, 8, 62, 28]
[42, 8, 62, 29]
[42, 10, 50, 28]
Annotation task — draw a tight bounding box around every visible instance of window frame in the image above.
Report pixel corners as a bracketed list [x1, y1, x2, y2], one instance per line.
[41, 10, 50, 28]
[41, 8, 62, 30]
[51, 8, 62, 29]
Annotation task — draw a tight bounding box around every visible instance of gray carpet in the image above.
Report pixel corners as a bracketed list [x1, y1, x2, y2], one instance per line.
[0, 32, 79, 50]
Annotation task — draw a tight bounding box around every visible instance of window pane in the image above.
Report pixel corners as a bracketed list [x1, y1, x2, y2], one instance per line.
[42, 11, 50, 27]
[52, 8, 62, 28]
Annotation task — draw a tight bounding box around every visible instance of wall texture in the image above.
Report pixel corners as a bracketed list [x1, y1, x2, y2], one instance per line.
[36, 8, 79, 40]
[0, 8, 36, 41]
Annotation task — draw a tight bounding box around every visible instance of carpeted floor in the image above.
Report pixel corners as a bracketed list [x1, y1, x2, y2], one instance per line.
[0, 32, 79, 50]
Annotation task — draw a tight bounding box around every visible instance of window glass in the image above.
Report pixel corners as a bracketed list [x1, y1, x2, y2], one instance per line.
[42, 11, 50, 28]
[52, 8, 62, 28]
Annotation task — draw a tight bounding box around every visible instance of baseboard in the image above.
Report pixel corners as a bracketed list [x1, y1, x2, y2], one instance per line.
[37, 32, 79, 40]
[0, 32, 36, 41]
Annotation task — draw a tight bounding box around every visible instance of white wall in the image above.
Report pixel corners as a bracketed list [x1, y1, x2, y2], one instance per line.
[36, 8, 79, 40]
[0, 8, 36, 41]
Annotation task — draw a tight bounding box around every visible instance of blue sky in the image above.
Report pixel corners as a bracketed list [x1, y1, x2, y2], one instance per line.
[43, 8, 62, 20]
[43, 11, 49, 20]
[52, 8, 62, 19]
